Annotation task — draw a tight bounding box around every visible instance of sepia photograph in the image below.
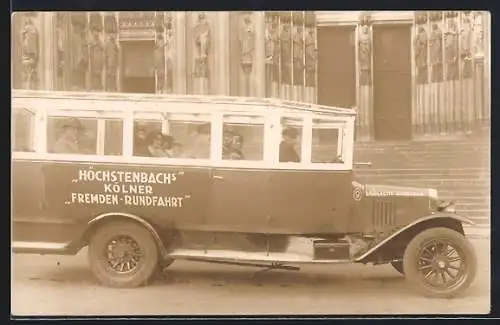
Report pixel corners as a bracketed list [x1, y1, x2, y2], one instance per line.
[11, 10, 490, 316]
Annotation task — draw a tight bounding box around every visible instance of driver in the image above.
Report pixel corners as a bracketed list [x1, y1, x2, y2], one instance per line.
[279, 127, 300, 163]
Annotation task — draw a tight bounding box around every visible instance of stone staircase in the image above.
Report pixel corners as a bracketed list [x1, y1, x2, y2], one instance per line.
[352, 135, 490, 226]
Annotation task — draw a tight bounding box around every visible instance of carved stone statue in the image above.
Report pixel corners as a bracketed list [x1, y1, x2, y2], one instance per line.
[414, 26, 428, 84]
[460, 12, 473, 78]
[472, 11, 484, 58]
[240, 14, 255, 75]
[280, 22, 292, 84]
[165, 28, 174, 92]
[89, 28, 104, 91]
[105, 32, 119, 91]
[293, 24, 304, 85]
[193, 13, 211, 79]
[21, 17, 39, 89]
[305, 27, 317, 87]
[154, 33, 166, 93]
[444, 19, 459, 80]
[358, 24, 372, 86]
[429, 23, 443, 82]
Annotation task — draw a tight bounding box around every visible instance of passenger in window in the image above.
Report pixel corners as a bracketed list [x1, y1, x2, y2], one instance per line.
[53, 118, 89, 154]
[279, 127, 300, 163]
[169, 142, 185, 158]
[147, 131, 170, 157]
[162, 134, 174, 153]
[223, 130, 244, 160]
[133, 125, 150, 157]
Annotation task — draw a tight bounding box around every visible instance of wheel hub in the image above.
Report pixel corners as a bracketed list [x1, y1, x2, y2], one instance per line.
[105, 236, 141, 273]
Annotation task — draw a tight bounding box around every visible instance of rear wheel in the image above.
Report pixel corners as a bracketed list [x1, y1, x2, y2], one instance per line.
[403, 227, 477, 298]
[88, 220, 159, 288]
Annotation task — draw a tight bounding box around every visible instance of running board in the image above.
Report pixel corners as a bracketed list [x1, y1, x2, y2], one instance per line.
[167, 249, 350, 264]
[12, 241, 72, 255]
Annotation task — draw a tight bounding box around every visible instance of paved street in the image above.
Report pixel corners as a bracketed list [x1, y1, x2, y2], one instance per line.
[12, 238, 490, 316]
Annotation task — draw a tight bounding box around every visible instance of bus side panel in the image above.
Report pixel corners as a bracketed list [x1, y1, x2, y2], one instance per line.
[267, 170, 354, 235]
[12, 160, 212, 247]
[12, 160, 86, 245]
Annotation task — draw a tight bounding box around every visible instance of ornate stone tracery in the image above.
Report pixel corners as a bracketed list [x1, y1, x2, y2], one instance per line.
[239, 12, 255, 75]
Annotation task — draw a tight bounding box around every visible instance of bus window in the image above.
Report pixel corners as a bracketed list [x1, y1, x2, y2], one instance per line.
[222, 115, 265, 161]
[12, 107, 35, 152]
[47, 116, 121, 156]
[311, 119, 344, 164]
[168, 115, 212, 160]
[279, 117, 302, 163]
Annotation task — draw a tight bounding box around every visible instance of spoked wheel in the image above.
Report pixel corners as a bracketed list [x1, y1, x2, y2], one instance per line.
[88, 221, 159, 288]
[403, 227, 477, 298]
[390, 260, 405, 275]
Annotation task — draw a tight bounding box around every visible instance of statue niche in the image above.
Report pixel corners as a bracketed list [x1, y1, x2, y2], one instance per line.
[89, 26, 105, 91]
[20, 16, 39, 90]
[414, 26, 428, 84]
[460, 12, 473, 78]
[358, 24, 372, 86]
[105, 32, 119, 92]
[193, 13, 211, 79]
[444, 19, 459, 81]
[429, 23, 443, 83]
[280, 21, 292, 85]
[293, 24, 304, 86]
[240, 13, 255, 75]
[304, 27, 317, 88]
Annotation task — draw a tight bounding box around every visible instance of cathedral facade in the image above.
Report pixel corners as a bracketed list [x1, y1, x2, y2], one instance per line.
[11, 11, 490, 141]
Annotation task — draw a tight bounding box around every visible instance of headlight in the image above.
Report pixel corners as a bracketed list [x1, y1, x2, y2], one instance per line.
[437, 200, 456, 213]
[428, 188, 438, 200]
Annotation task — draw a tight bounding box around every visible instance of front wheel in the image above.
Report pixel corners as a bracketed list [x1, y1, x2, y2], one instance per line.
[88, 220, 159, 288]
[403, 227, 477, 298]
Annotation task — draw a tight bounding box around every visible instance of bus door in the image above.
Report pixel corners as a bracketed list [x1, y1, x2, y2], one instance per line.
[208, 114, 271, 233]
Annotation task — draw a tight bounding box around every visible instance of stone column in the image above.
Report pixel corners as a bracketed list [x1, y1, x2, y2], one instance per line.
[254, 12, 266, 97]
[174, 11, 187, 94]
[41, 12, 57, 90]
[216, 12, 230, 95]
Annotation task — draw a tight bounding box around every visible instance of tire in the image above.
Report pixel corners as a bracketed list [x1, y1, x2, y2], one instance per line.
[403, 227, 477, 298]
[88, 220, 159, 288]
[391, 260, 405, 275]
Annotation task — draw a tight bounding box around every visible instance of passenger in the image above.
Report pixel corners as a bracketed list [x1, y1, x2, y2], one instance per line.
[53, 118, 87, 154]
[279, 127, 300, 162]
[147, 131, 169, 157]
[223, 130, 244, 160]
[162, 134, 174, 154]
[168, 142, 185, 158]
[133, 125, 150, 157]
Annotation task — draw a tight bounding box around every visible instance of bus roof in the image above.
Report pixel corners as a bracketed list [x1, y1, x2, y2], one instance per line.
[12, 89, 357, 118]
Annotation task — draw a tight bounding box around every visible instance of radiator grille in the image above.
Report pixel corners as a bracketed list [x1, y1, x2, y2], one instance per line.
[372, 200, 397, 229]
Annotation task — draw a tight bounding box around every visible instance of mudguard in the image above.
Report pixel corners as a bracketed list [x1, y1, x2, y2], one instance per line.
[78, 212, 168, 257]
[354, 212, 475, 262]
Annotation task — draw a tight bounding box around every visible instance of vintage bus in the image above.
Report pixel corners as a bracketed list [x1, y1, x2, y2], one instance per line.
[12, 89, 477, 298]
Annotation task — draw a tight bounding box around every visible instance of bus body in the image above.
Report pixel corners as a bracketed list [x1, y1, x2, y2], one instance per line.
[11, 89, 477, 298]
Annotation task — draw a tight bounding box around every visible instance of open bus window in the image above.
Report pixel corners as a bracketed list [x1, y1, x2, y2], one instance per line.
[279, 117, 302, 163]
[12, 107, 35, 152]
[168, 115, 212, 160]
[222, 115, 264, 161]
[104, 120, 124, 156]
[311, 119, 344, 164]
